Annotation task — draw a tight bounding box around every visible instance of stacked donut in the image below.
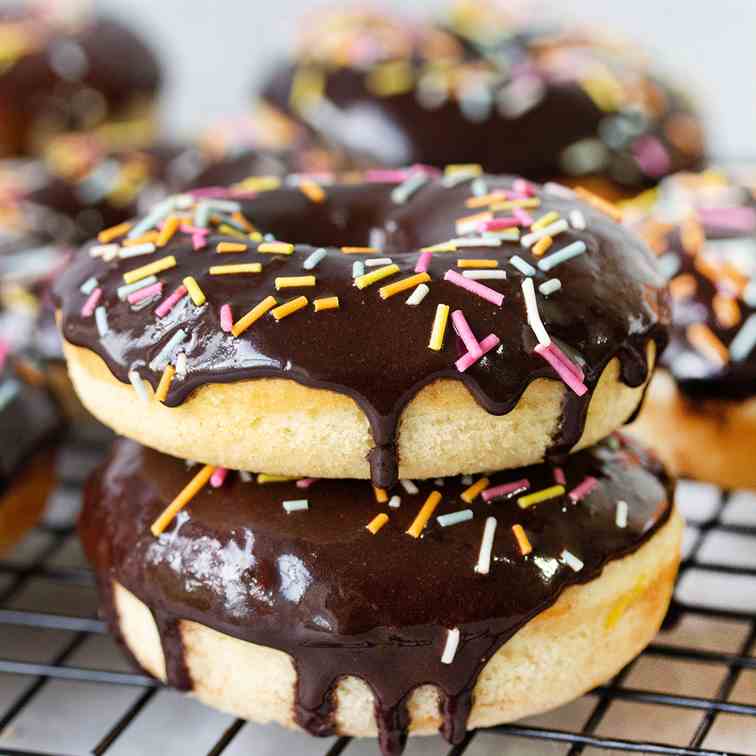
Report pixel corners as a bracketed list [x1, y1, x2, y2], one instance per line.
[53, 166, 683, 751]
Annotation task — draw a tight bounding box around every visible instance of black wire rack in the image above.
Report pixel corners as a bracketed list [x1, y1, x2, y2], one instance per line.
[0, 431, 755, 756]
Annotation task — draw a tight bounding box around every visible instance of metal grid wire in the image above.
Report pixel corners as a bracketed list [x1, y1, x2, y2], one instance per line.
[0, 432, 755, 756]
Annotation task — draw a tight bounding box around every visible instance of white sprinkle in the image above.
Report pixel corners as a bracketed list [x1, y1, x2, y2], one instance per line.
[400, 479, 419, 495]
[406, 283, 429, 306]
[510, 255, 536, 277]
[239, 471, 253, 483]
[0, 378, 20, 410]
[174, 194, 194, 211]
[441, 627, 461, 664]
[90, 243, 119, 259]
[365, 257, 394, 267]
[434, 478, 445, 487]
[203, 198, 241, 213]
[95, 306, 109, 337]
[80, 276, 98, 295]
[283, 499, 309, 513]
[730, 314, 756, 362]
[150, 329, 187, 371]
[475, 516, 497, 575]
[616, 500, 628, 528]
[561, 549, 584, 572]
[450, 236, 502, 248]
[119, 242, 156, 259]
[471, 177, 488, 196]
[538, 241, 587, 272]
[352, 261, 365, 278]
[462, 270, 507, 280]
[522, 277, 551, 346]
[543, 182, 576, 199]
[388, 495, 401, 509]
[175, 352, 187, 378]
[521, 219, 569, 248]
[392, 171, 428, 204]
[127, 197, 176, 238]
[128, 369, 149, 403]
[538, 278, 562, 296]
[569, 209, 586, 230]
[303, 248, 327, 270]
[117, 275, 158, 301]
[743, 279, 756, 308]
[484, 228, 520, 242]
[438, 509, 474, 527]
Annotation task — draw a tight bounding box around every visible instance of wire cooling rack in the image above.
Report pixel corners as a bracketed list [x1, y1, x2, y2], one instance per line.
[0, 431, 755, 756]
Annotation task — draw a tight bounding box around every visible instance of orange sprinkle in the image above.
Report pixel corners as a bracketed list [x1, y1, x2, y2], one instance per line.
[532, 235, 553, 257]
[157, 215, 180, 247]
[231, 295, 277, 337]
[155, 364, 175, 403]
[313, 296, 339, 312]
[465, 192, 506, 208]
[461, 477, 490, 504]
[723, 262, 748, 296]
[299, 179, 326, 203]
[379, 272, 430, 299]
[366, 513, 389, 535]
[98, 221, 132, 243]
[574, 186, 622, 222]
[669, 273, 697, 300]
[123, 231, 160, 247]
[407, 491, 442, 538]
[151, 464, 214, 536]
[687, 323, 729, 365]
[341, 246, 379, 254]
[713, 294, 741, 329]
[680, 217, 705, 255]
[270, 296, 308, 321]
[231, 211, 255, 233]
[490, 198, 540, 212]
[374, 486, 389, 503]
[512, 524, 532, 556]
[456, 259, 498, 269]
[694, 255, 723, 287]
[217, 241, 248, 253]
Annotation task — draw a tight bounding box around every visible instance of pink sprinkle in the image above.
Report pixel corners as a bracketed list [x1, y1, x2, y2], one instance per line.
[513, 207, 534, 227]
[455, 333, 500, 372]
[539, 342, 585, 382]
[444, 269, 504, 307]
[190, 186, 236, 198]
[128, 282, 162, 305]
[365, 168, 410, 183]
[296, 478, 318, 489]
[632, 135, 671, 178]
[156, 285, 188, 318]
[210, 467, 228, 488]
[478, 216, 518, 232]
[482, 478, 530, 503]
[415, 251, 432, 273]
[451, 310, 482, 359]
[697, 206, 756, 233]
[409, 163, 442, 177]
[193, 232, 208, 251]
[535, 344, 588, 396]
[569, 476, 598, 503]
[181, 224, 208, 235]
[513, 178, 536, 197]
[553, 467, 566, 485]
[81, 288, 102, 317]
[0, 340, 9, 371]
[220, 304, 233, 333]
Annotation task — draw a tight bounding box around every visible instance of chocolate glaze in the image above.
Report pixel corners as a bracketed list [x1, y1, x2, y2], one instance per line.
[54, 174, 669, 487]
[81, 434, 673, 755]
[258, 8, 704, 190]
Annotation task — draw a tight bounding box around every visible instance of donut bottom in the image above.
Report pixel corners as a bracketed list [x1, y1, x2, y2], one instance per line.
[629, 369, 756, 491]
[111, 509, 682, 739]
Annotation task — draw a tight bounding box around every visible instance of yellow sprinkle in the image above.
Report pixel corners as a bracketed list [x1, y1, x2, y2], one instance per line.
[421, 242, 457, 253]
[605, 575, 648, 629]
[275, 275, 316, 290]
[407, 491, 442, 538]
[428, 304, 450, 351]
[342, 246, 379, 254]
[258, 242, 294, 255]
[98, 221, 132, 243]
[461, 477, 490, 503]
[151, 464, 214, 536]
[155, 364, 175, 403]
[445, 164, 482, 177]
[366, 60, 414, 97]
[313, 296, 339, 312]
[232, 296, 278, 337]
[209, 263, 262, 275]
[490, 198, 541, 211]
[299, 179, 326, 203]
[457, 259, 498, 269]
[217, 241, 248, 254]
[355, 264, 400, 290]
[532, 235, 553, 257]
[374, 486, 389, 503]
[257, 473, 297, 484]
[531, 211, 560, 231]
[123, 255, 176, 285]
[518, 485, 565, 509]
[123, 231, 159, 247]
[156, 215, 180, 247]
[512, 524, 532, 556]
[366, 513, 390, 535]
[290, 66, 325, 113]
[249, 231, 263, 242]
[271, 296, 308, 321]
[218, 223, 246, 239]
[183, 276, 206, 306]
[235, 176, 282, 193]
[379, 272, 430, 300]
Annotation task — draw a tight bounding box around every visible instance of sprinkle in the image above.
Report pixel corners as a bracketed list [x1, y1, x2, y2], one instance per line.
[80, 277, 98, 295]
[490, 198, 540, 211]
[457, 259, 498, 269]
[518, 485, 565, 509]
[275, 275, 316, 289]
[535, 344, 588, 396]
[459, 476, 489, 503]
[483, 228, 520, 242]
[538, 241, 587, 272]
[380, 272, 430, 300]
[455, 333, 500, 372]
[478, 216, 519, 232]
[569, 476, 598, 503]
[407, 491, 442, 538]
[183, 276, 206, 306]
[156, 284, 188, 317]
[456, 211, 492, 236]
[569, 210, 586, 230]
[129, 199, 176, 238]
[366, 512, 390, 534]
[481, 479, 530, 503]
[128, 282, 162, 305]
[216, 241, 248, 253]
[616, 500, 629, 528]
[451, 310, 482, 359]
[258, 242, 294, 255]
[421, 242, 457, 253]
[210, 467, 228, 488]
[193, 233, 208, 251]
[444, 163, 482, 180]
[90, 243, 119, 259]
[513, 179, 536, 196]
[150, 329, 187, 371]
[123, 256, 177, 285]
[258, 474, 297, 484]
[365, 257, 394, 267]
[299, 179, 326, 203]
[730, 315, 756, 362]
[513, 207, 534, 227]
[128, 369, 149, 403]
[574, 186, 622, 222]
[428, 304, 450, 351]
[81, 288, 102, 317]
[392, 171, 429, 204]
[296, 478, 318, 489]
[303, 248, 327, 270]
[687, 323, 728, 365]
[388, 495, 401, 509]
[239, 471, 253, 483]
[415, 251, 433, 273]
[713, 295, 740, 329]
[156, 215, 180, 247]
[314, 296, 339, 312]
[561, 550, 584, 572]
[444, 270, 504, 307]
[532, 211, 560, 231]
[532, 235, 553, 257]
[283, 499, 309, 514]
[475, 517, 497, 574]
[522, 278, 550, 346]
[98, 221, 132, 243]
[510, 255, 536, 277]
[209, 263, 262, 278]
[553, 468, 566, 485]
[538, 279, 561, 296]
[438, 509, 473, 527]
[544, 182, 576, 199]
[95, 306, 109, 337]
[462, 270, 507, 280]
[511, 524, 532, 556]
[151, 464, 214, 536]
[441, 628, 461, 664]
[220, 304, 233, 332]
[374, 486, 389, 503]
[406, 283, 430, 306]
[355, 264, 400, 290]
[342, 246, 379, 254]
[352, 261, 365, 278]
[271, 296, 308, 321]
[232, 295, 278, 336]
[119, 242, 156, 259]
[465, 191, 506, 208]
[155, 364, 175, 403]
[521, 220, 569, 248]
[175, 353, 187, 377]
[400, 480, 419, 495]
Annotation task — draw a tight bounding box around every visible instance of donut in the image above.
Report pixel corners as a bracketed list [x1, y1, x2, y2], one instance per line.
[628, 169, 756, 489]
[81, 433, 682, 751]
[0, 4, 161, 157]
[54, 170, 670, 487]
[256, 4, 705, 196]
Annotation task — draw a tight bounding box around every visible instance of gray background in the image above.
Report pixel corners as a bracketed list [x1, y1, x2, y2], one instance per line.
[89, 0, 755, 159]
